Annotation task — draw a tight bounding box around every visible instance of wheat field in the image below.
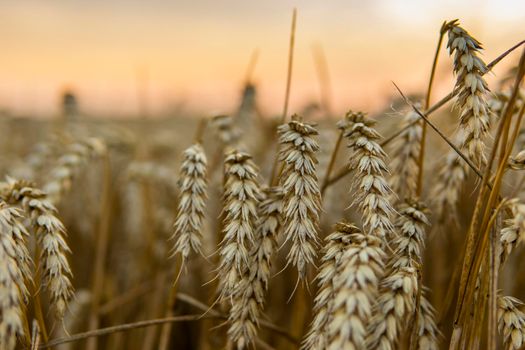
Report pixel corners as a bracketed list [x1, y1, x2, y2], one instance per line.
[1, 16, 525, 350]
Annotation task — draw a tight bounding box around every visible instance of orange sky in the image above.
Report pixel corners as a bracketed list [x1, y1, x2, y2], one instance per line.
[1, 0, 525, 118]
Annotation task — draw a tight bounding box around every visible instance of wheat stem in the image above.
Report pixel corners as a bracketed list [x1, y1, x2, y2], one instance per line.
[41, 315, 216, 348]
[320, 129, 343, 195]
[243, 49, 260, 84]
[86, 153, 113, 350]
[417, 21, 447, 196]
[269, 8, 297, 187]
[158, 255, 182, 350]
[311, 44, 333, 115]
[193, 118, 208, 144]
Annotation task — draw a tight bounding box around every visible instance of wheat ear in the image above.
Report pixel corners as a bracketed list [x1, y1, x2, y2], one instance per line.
[277, 115, 321, 280]
[43, 137, 106, 205]
[301, 222, 356, 350]
[216, 150, 261, 303]
[228, 186, 283, 349]
[446, 19, 492, 167]
[431, 21, 493, 220]
[417, 291, 440, 350]
[498, 295, 525, 350]
[325, 226, 384, 350]
[211, 115, 242, 148]
[367, 200, 429, 349]
[4, 179, 73, 320]
[338, 111, 396, 239]
[500, 199, 525, 265]
[0, 201, 31, 350]
[389, 107, 423, 201]
[170, 143, 208, 264]
[431, 149, 469, 222]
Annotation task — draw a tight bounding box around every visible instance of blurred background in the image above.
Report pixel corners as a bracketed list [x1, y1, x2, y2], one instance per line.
[1, 0, 525, 119]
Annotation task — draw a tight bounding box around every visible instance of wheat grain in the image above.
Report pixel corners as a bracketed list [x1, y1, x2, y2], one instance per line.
[498, 295, 525, 350]
[500, 199, 521, 265]
[500, 199, 525, 267]
[509, 150, 525, 170]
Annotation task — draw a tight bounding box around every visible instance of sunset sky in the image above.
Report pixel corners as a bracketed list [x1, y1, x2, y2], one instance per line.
[1, 0, 525, 118]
